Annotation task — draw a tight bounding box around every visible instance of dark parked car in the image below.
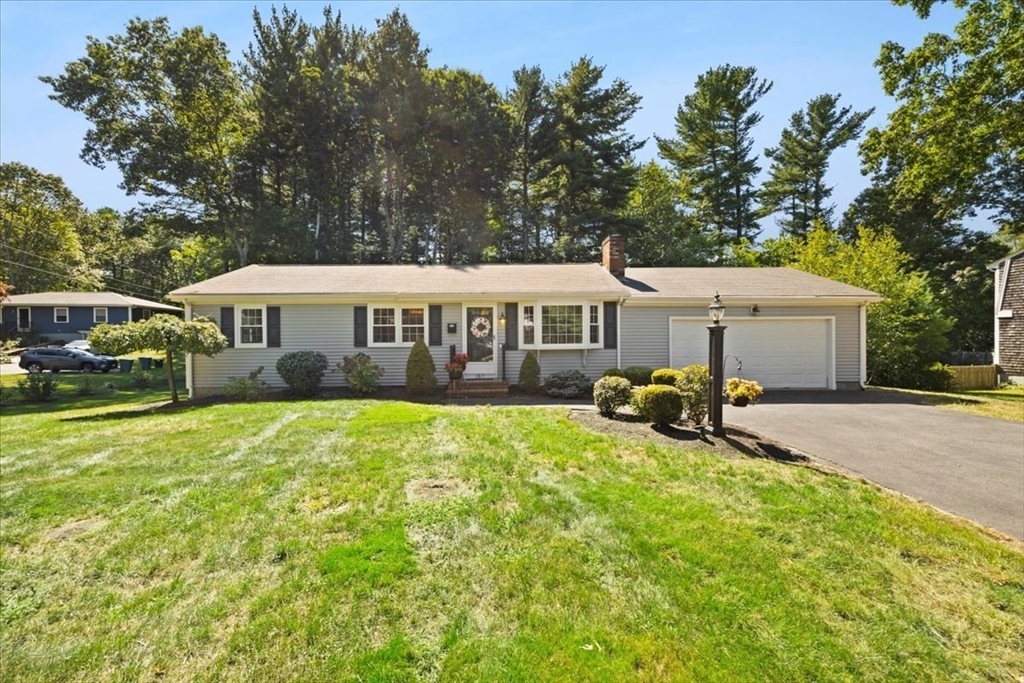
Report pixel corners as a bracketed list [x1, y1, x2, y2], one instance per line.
[19, 347, 117, 373]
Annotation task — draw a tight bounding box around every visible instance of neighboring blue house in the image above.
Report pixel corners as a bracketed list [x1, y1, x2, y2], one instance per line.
[1, 292, 182, 343]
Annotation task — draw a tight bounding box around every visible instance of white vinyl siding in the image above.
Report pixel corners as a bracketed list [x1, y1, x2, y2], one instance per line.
[505, 348, 617, 382]
[620, 305, 862, 387]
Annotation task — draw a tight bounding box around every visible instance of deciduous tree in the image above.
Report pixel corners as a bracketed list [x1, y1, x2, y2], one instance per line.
[89, 314, 227, 403]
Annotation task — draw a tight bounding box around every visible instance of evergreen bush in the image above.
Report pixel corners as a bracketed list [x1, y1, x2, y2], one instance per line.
[518, 351, 541, 392]
[602, 367, 625, 379]
[542, 370, 592, 398]
[651, 368, 683, 386]
[405, 340, 437, 395]
[276, 351, 329, 397]
[633, 384, 684, 426]
[593, 376, 633, 417]
[623, 366, 654, 386]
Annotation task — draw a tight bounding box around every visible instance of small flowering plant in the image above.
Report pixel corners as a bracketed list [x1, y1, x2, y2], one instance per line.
[725, 377, 763, 406]
[444, 353, 469, 375]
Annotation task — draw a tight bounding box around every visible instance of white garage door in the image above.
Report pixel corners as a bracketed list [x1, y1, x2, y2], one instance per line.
[670, 318, 832, 389]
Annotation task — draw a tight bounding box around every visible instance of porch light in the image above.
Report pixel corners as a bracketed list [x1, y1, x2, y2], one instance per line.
[708, 293, 725, 325]
[498, 312, 507, 327]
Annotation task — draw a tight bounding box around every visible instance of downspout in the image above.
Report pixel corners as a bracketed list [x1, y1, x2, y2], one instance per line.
[993, 263, 1002, 366]
[184, 301, 193, 399]
[859, 303, 867, 389]
[616, 296, 625, 370]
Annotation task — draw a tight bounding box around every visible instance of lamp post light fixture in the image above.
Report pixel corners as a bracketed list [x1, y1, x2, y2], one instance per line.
[707, 293, 727, 437]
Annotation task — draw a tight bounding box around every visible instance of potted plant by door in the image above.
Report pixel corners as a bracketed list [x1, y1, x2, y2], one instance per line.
[444, 353, 469, 382]
[726, 377, 763, 407]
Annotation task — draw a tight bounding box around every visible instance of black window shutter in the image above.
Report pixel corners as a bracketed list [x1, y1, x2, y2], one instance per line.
[428, 305, 442, 346]
[603, 301, 617, 349]
[505, 302, 518, 350]
[267, 306, 281, 348]
[354, 306, 368, 347]
[220, 307, 235, 348]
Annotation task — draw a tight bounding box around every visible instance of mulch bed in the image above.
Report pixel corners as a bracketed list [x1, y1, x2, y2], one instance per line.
[568, 410, 808, 464]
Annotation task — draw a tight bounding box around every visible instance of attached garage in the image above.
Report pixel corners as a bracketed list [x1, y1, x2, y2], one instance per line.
[669, 317, 834, 389]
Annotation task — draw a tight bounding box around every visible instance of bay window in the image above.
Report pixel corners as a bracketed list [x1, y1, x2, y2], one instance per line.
[520, 302, 601, 348]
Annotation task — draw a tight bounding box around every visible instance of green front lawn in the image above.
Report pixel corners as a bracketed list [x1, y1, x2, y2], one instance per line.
[1, 396, 1021, 682]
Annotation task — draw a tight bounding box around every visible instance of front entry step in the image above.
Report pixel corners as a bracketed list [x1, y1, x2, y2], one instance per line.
[446, 378, 509, 398]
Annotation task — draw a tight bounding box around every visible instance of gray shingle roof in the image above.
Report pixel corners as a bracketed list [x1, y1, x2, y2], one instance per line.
[168, 263, 633, 298]
[3, 291, 182, 311]
[166, 263, 880, 302]
[622, 268, 881, 300]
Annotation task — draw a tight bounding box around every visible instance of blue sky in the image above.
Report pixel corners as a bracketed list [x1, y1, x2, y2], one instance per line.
[0, 1, 962, 238]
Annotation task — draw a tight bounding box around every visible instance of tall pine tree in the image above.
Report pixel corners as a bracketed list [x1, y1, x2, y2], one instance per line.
[548, 57, 642, 261]
[761, 93, 873, 236]
[657, 65, 772, 251]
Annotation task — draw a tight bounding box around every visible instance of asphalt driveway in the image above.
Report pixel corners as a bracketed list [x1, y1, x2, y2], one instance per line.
[724, 390, 1024, 540]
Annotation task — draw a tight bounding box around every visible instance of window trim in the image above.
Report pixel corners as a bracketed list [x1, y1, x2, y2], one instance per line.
[54, 307, 69, 324]
[235, 304, 267, 349]
[369, 304, 428, 347]
[519, 300, 602, 350]
[93, 307, 108, 324]
[17, 307, 31, 331]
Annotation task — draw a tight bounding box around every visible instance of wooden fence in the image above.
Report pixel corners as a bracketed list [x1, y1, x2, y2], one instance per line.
[949, 365, 998, 390]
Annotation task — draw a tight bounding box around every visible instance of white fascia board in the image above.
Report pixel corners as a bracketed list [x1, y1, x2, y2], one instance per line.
[623, 295, 883, 307]
[169, 291, 630, 306]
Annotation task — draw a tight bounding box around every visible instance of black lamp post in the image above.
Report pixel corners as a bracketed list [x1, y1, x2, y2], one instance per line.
[707, 293, 726, 437]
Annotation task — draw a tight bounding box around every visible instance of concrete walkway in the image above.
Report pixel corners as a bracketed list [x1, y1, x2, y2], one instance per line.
[724, 390, 1024, 539]
[0, 362, 25, 376]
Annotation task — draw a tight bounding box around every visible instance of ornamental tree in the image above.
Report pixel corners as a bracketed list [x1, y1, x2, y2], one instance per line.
[89, 314, 227, 403]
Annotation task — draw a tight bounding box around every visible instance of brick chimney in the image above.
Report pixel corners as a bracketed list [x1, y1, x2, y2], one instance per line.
[602, 234, 626, 278]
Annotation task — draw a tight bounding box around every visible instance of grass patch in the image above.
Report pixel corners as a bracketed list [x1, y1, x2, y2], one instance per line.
[878, 385, 1024, 423]
[0, 398, 1021, 681]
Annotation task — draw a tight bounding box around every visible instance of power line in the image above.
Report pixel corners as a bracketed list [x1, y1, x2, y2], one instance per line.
[0, 241, 173, 292]
[0, 243, 171, 296]
[0, 258, 165, 301]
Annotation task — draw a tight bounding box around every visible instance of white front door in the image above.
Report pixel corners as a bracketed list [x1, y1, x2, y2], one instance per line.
[464, 305, 497, 377]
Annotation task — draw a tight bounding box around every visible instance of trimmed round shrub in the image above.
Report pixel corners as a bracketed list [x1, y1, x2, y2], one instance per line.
[652, 368, 683, 386]
[633, 384, 684, 426]
[519, 351, 541, 392]
[623, 366, 654, 387]
[602, 367, 625, 379]
[276, 350, 329, 397]
[542, 370, 592, 398]
[593, 376, 633, 417]
[676, 364, 710, 425]
[405, 339, 437, 395]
